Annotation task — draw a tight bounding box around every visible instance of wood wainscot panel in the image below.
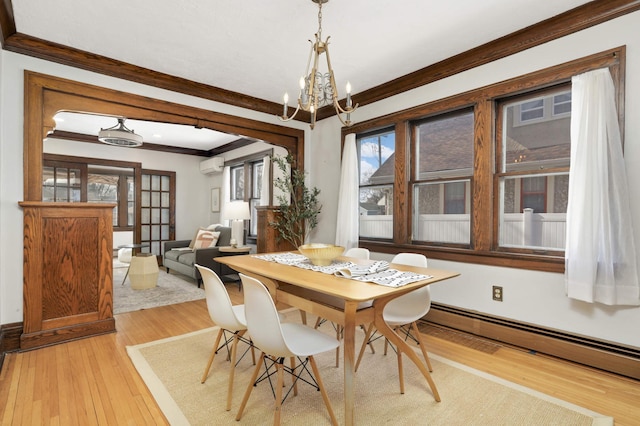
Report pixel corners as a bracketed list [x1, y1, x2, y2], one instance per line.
[19, 202, 116, 350]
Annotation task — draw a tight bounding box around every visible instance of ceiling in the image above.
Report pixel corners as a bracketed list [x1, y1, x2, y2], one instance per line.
[13, 0, 593, 151]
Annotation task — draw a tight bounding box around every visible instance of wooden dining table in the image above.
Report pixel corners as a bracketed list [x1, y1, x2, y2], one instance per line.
[216, 252, 460, 426]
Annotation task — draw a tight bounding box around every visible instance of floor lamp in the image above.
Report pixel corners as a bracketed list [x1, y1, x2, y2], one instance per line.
[223, 201, 250, 247]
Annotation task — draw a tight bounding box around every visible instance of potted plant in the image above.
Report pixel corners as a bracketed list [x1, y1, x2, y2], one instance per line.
[269, 154, 322, 248]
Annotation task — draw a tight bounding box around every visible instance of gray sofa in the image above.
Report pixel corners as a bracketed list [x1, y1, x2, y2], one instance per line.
[163, 225, 236, 287]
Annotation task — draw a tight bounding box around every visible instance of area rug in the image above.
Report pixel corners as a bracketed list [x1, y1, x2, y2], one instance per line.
[127, 312, 612, 425]
[113, 266, 204, 314]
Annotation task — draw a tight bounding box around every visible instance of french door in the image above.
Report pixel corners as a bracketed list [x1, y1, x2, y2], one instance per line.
[140, 169, 176, 263]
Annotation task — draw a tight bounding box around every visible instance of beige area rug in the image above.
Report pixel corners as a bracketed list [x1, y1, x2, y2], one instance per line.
[127, 311, 612, 426]
[113, 265, 205, 314]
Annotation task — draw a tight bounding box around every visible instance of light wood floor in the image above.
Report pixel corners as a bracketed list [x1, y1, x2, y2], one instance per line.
[1, 284, 639, 425]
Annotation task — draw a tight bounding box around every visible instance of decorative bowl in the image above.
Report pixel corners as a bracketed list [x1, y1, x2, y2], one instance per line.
[298, 244, 345, 266]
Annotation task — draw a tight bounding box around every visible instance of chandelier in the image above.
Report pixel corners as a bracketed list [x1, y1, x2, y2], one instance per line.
[279, 0, 357, 129]
[98, 117, 143, 147]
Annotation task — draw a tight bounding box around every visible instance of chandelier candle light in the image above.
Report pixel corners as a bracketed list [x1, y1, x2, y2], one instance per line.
[279, 0, 357, 129]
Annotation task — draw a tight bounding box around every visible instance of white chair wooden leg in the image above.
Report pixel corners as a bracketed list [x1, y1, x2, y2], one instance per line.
[274, 362, 284, 426]
[235, 352, 264, 421]
[397, 351, 404, 394]
[201, 328, 224, 383]
[226, 332, 241, 411]
[309, 355, 338, 426]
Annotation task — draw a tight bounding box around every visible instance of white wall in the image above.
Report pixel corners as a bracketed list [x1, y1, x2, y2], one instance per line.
[309, 11, 640, 348]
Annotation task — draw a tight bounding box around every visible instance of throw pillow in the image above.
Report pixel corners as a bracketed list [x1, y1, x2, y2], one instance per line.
[189, 227, 207, 249]
[192, 230, 220, 250]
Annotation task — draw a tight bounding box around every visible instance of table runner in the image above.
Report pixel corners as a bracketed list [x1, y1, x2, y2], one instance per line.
[253, 253, 433, 288]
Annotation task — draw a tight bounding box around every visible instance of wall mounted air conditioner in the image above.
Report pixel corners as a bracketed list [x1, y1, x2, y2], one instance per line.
[199, 156, 224, 174]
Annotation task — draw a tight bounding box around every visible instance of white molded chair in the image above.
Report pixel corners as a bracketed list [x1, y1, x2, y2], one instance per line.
[117, 248, 132, 285]
[314, 246, 371, 367]
[236, 274, 339, 426]
[195, 264, 255, 411]
[355, 253, 434, 394]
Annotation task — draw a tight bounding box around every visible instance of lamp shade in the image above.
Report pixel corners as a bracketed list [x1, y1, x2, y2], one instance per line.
[223, 201, 250, 221]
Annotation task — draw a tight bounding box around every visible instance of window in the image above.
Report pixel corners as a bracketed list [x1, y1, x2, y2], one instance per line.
[43, 158, 135, 230]
[43, 163, 82, 202]
[357, 130, 395, 239]
[348, 48, 622, 272]
[498, 85, 570, 251]
[229, 154, 269, 239]
[412, 109, 474, 245]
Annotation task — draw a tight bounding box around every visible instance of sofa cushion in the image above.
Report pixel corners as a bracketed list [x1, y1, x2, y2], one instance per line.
[213, 225, 232, 246]
[192, 230, 220, 249]
[164, 248, 188, 262]
[175, 251, 196, 267]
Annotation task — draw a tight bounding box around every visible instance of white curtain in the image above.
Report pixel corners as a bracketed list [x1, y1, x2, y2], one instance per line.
[565, 68, 639, 305]
[221, 166, 231, 227]
[260, 155, 270, 206]
[335, 133, 360, 249]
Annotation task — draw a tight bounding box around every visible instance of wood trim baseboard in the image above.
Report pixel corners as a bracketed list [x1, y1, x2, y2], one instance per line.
[0, 322, 23, 370]
[425, 303, 640, 380]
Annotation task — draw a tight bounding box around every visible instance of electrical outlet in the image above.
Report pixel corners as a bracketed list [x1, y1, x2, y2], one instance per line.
[492, 285, 503, 302]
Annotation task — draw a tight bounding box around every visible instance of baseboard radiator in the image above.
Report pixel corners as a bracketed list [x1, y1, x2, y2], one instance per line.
[425, 303, 640, 380]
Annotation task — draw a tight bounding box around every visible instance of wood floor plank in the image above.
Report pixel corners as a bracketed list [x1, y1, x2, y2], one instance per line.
[1, 287, 639, 425]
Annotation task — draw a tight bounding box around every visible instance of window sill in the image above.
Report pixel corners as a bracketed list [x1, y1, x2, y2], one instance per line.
[360, 240, 564, 273]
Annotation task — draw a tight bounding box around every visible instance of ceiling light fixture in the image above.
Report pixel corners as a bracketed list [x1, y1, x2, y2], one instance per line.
[279, 0, 357, 129]
[98, 117, 143, 147]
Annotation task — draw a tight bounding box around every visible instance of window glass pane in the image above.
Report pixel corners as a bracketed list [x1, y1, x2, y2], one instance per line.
[358, 131, 395, 185]
[141, 208, 150, 225]
[161, 175, 170, 191]
[151, 175, 160, 191]
[412, 109, 473, 245]
[500, 173, 567, 250]
[151, 225, 160, 240]
[161, 192, 170, 207]
[141, 224, 150, 240]
[127, 176, 135, 226]
[141, 174, 150, 191]
[151, 208, 160, 224]
[503, 90, 571, 172]
[161, 208, 169, 224]
[161, 225, 170, 240]
[151, 242, 160, 256]
[87, 174, 119, 203]
[499, 86, 570, 251]
[413, 181, 470, 244]
[358, 186, 393, 239]
[128, 201, 135, 226]
[141, 191, 150, 207]
[151, 192, 160, 207]
[358, 130, 395, 240]
[416, 110, 474, 178]
[231, 166, 244, 200]
[253, 162, 263, 199]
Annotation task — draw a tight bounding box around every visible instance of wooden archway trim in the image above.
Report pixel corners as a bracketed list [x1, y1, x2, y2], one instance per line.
[24, 70, 304, 201]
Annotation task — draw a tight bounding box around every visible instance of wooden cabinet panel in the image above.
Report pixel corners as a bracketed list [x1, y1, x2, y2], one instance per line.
[20, 202, 116, 349]
[256, 206, 296, 253]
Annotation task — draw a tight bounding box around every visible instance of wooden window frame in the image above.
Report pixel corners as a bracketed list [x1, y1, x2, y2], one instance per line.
[344, 47, 624, 273]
